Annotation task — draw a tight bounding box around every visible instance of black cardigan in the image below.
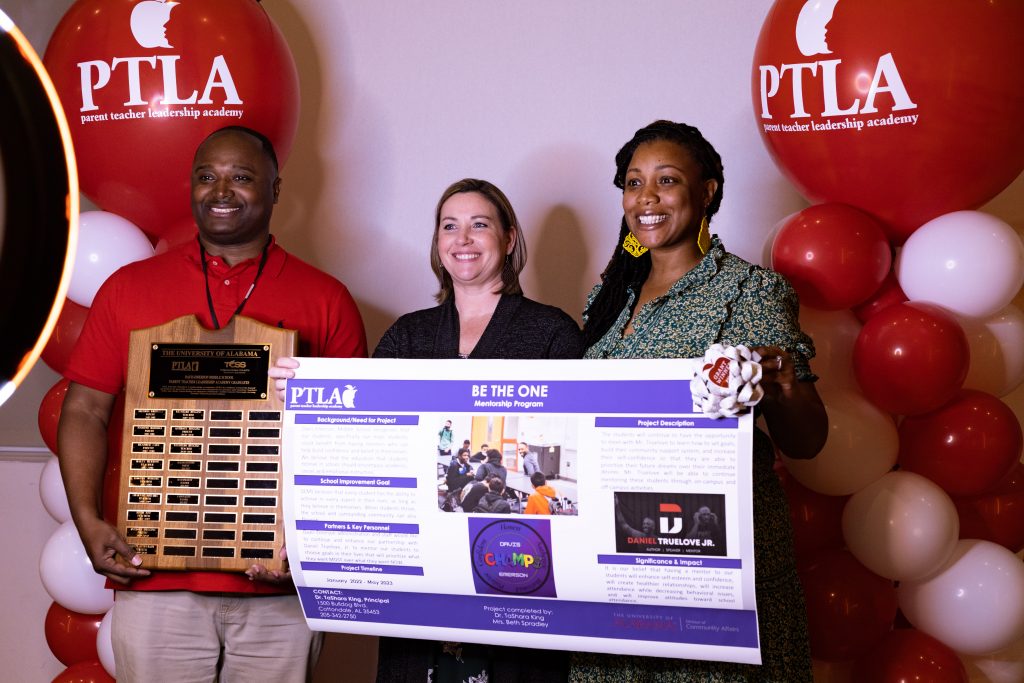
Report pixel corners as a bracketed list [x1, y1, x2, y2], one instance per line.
[372, 293, 583, 359]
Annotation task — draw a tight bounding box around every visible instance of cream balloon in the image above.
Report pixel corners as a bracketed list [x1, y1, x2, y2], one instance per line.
[759, 210, 799, 269]
[97, 609, 115, 678]
[39, 455, 71, 523]
[896, 211, 1024, 319]
[67, 211, 155, 307]
[798, 307, 861, 391]
[38, 520, 114, 615]
[959, 305, 1024, 398]
[899, 540, 1024, 656]
[842, 471, 959, 581]
[960, 634, 1024, 683]
[781, 389, 898, 495]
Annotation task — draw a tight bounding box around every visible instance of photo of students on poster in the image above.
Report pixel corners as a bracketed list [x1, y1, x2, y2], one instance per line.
[435, 414, 580, 515]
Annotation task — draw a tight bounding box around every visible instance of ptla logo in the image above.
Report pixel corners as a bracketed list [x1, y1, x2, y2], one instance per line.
[290, 383, 358, 409]
[77, 0, 242, 113]
[757, 0, 917, 124]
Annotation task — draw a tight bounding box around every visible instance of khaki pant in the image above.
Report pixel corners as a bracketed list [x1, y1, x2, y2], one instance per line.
[112, 591, 322, 683]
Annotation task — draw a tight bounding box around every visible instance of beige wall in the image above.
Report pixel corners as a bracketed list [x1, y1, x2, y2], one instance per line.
[1, 1, 1021, 681]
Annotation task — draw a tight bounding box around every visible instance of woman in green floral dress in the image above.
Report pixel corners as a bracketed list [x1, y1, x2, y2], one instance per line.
[571, 120, 828, 682]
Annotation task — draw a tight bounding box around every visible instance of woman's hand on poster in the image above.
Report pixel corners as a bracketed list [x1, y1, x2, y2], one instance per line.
[750, 345, 828, 459]
[751, 345, 797, 401]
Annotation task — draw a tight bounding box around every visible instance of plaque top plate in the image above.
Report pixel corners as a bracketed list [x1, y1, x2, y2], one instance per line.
[149, 343, 270, 400]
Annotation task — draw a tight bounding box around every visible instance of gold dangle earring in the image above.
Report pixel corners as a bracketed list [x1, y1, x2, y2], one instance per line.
[697, 216, 711, 255]
[623, 232, 648, 258]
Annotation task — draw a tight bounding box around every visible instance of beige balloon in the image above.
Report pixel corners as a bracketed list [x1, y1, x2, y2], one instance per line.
[781, 388, 897, 496]
[842, 470, 959, 581]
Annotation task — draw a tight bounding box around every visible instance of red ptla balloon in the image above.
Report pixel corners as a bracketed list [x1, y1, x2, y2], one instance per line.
[956, 462, 1024, 553]
[752, 0, 1024, 243]
[852, 302, 968, 416]
[43, 0, 299, 240]
[771, 202, 891, 311]
[899, 390, 1023, 498]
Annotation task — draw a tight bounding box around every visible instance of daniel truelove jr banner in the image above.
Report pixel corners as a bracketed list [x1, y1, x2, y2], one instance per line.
[281, 358, 760, 664]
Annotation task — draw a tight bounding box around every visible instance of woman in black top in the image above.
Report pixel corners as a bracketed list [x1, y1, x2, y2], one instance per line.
[270, 179, 579, 681]
[373, 178, 582, 361]
[373, 178, 580, 682]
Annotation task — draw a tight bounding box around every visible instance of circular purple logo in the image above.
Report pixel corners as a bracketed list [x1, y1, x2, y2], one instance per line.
[470, 519, 552, 595]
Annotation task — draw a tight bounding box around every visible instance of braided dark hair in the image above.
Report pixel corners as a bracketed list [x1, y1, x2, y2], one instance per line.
[581, 121, 725, 348]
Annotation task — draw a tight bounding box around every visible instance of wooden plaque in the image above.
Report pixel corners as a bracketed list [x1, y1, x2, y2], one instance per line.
[118, 315, 296, 572]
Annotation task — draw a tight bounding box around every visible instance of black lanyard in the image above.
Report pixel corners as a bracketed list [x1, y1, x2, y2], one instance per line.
[198, 236, 271, 330]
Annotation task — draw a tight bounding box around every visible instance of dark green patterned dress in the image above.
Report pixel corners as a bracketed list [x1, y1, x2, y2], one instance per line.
[571, 237, 815, 683]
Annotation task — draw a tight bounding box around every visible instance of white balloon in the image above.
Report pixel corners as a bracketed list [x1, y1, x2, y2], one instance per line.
[896, 211, 1024, 319]
[68, 211, 155, 307]
[842, 471, 959, 581]
[38, 520, 114, 615]
[799, 306, 861, 391]
[899, 539, 1024, 656]
[97, 609, 115, 678]
[781, 389, 898, 495]
[960, 305, 1024, 398]
[39, 455, 71, 523]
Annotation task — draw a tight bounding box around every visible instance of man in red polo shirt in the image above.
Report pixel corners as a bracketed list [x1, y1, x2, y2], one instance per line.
[58, 126, 367, 682]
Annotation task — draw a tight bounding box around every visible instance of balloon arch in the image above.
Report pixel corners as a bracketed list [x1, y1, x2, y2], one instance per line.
[755, 0, 1024, 680]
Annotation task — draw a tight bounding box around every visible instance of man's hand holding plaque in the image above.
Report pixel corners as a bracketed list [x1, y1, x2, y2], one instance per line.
[245, 545, 291, 585]
[78, 513, 151, 585]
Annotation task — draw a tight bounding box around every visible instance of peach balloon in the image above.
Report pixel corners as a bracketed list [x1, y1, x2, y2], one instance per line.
[781, 389, 897, 495]
[842, 471, 959, 581]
